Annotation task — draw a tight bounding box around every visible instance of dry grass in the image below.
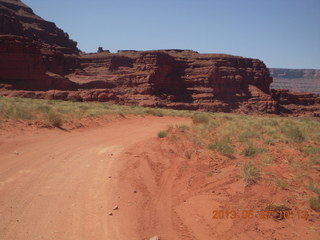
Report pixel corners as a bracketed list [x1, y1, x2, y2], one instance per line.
[0, 96, 193, 127]
[242, 161, 261, 184]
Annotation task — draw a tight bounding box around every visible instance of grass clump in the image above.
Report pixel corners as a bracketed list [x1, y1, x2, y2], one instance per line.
[45, 111, 63, 128]
[285, 127, 306, 143]
[192, 113, 209, 125]
[242, 161, 261, 184]
[241, 142, 265, 158]
[309, 155, 320, 165]
[208, 139, 234, 158]
[309, 195, 320, 212]
[260, 154, 273, 165]
[302, 146, 320, 155]
[145, 109, 164, 117]
[239, 130, 260, 142]
[307, 182, 320, 194]
[177, 124, 190, 132]
[157, 131, 168, 138]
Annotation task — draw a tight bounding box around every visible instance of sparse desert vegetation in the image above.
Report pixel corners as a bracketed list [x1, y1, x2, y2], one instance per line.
[156, 111, 320, 223]
[1, 96, 320, 238]
[0, 96, 193, 127]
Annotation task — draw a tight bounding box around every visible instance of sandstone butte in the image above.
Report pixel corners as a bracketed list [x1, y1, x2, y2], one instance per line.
[0, 0, 319, 116]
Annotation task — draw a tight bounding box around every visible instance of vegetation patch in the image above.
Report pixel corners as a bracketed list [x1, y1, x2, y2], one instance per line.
[208, 139, 234, 159]
[241, 142, 265, 158]
[192, 113, 209, 125]
[309, 195, 320, 212]
[158, 131, 168, 138]
[242, 161, 261, 184]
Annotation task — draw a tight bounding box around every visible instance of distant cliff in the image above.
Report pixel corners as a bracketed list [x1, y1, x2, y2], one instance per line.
[270, 68, 320, 94]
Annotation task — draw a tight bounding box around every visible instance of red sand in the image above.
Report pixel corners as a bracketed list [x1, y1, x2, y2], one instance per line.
[0, 116, 319, 240]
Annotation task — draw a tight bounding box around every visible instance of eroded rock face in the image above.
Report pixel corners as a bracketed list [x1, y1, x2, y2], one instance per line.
[0, 0, 79, 90]
[271, 89, 320, 116]
[0, 0, 78, 53]
[66, 50, 277, 113]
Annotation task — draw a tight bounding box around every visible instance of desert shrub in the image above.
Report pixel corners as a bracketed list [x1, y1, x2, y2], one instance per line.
[208, 139, 234, 158]
[157, 131, 168, 138]
[310, 195, 320, 212]
[242, 161, 261, 184]
[45, 111, 63, 127]
[192, 113, 209, 125]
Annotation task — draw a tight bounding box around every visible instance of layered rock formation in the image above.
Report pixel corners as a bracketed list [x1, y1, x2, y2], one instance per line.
[64, 50, 277, 113]
[270, 68, 320, 94]
[271, 89, 320, 116]
[0, 0, 79, 90]
[0, 0, 319, 116]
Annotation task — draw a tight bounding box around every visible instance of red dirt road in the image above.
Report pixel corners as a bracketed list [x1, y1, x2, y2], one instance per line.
[0, 116, 190, 240]
[1, 116, 319, 240]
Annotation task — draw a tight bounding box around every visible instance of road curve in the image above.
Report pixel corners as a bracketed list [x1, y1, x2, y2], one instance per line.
[0, 116, 190, 240]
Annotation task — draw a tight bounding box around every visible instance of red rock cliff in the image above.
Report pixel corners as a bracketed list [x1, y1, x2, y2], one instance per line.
[0, 0, 79, 90]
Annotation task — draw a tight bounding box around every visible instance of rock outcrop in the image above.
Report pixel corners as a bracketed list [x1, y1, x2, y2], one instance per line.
[271, 89, 320, 116]
[0, 0, 79, 90]
[65, 50, 277, 113]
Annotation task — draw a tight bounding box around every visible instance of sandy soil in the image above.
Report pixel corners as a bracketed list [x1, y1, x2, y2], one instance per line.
[0, 116, 319, 240]
[0, 116, 190, 240]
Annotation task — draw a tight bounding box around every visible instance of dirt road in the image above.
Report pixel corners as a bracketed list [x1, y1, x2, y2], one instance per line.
[0, 116, 190, 240]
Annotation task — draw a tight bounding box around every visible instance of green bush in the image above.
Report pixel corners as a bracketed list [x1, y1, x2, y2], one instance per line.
[158, 131, 168, 138]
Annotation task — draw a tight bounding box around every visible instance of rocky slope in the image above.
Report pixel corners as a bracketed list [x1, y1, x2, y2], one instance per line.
[270, 68, 320, 94]
[0, 0, 319, 116]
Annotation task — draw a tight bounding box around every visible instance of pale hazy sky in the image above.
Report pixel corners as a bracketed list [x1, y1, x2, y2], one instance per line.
[23, 0, 320, 69]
